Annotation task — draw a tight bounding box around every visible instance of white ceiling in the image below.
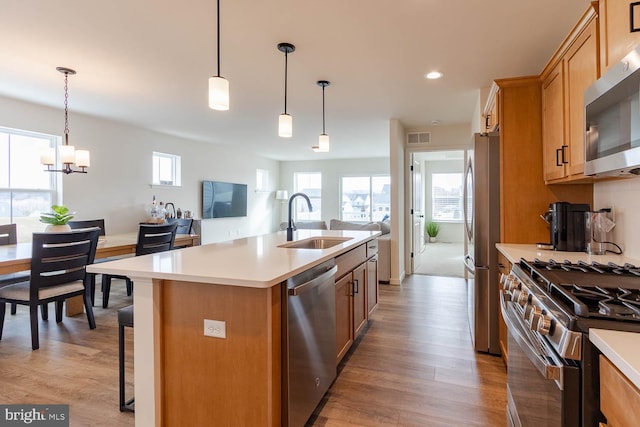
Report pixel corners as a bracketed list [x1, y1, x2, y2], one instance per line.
[0, 0, 589, 161]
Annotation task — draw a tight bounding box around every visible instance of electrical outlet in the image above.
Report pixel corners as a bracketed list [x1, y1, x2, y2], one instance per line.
[204, 319, 226, 339]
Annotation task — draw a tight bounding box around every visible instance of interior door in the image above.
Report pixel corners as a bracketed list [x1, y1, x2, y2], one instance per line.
[411, 155, 424, 273]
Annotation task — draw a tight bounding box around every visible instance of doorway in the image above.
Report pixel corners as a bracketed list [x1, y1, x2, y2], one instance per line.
[409, 150, 466, 278]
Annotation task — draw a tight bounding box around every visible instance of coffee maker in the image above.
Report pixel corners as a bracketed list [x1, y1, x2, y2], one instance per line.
[543, 202, 591, 251]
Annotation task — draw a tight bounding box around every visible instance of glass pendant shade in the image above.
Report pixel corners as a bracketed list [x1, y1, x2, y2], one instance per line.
[318, 134, 330, 152]
[209, 76, 229, 110]
[75, 150, 91, 167]
[40, 148, 55, 166]
[279, 113, 293, 138]
[59, 144, 76, 164]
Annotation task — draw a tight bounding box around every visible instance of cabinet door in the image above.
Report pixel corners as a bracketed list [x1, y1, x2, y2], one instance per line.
[542, 62, 567, 182]
[352, 263, 367, 338]
[600, 0, 640, 72]
[366, 256, 378, 316]
[565, 18, 598, 177]
[335, 274, 353, 363]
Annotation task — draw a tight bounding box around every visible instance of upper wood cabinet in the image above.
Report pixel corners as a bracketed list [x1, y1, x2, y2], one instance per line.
[540, 5, 599, 183]
[599, 0, 640, 73]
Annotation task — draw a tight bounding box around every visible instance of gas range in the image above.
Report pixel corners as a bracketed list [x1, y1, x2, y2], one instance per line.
[502, 258, 640, 360]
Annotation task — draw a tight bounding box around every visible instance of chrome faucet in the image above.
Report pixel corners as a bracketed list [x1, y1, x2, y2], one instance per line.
[286, 192, 312, 241]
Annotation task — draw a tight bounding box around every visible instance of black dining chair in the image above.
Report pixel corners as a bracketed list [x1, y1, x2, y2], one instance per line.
[101, 222, 178, 308]
[69, 219, 106, 306]
[0, 224, 29, 315]
[0, 227, 100, 350]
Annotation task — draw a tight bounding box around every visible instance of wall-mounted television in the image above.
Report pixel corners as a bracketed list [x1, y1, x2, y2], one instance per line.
[202, 180, 248, 219]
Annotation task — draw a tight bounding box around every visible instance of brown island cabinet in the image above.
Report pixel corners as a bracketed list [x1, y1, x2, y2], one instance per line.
[87, 229, 380, 427]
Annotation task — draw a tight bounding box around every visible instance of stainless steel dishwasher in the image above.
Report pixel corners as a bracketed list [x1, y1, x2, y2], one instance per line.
[284, 258, 337, 427]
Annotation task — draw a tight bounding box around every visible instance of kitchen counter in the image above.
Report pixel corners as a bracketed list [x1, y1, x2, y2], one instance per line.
[88, 229, 380, 287]
[87, 229, 380, 427]
[496, 243, 640, 266]
[590, 329, 640, 390]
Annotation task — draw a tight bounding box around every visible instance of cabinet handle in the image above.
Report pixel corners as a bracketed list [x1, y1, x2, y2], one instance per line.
[556, 148, 563, 166]
[485, 114, 490, 129]
[354, 279, 359, 294]
[561, 145, 568, 164]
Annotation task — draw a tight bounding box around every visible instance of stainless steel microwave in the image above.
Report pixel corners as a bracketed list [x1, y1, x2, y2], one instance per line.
[584, 46, 640, 176]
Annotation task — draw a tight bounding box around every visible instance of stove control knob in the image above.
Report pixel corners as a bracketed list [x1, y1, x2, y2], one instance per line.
[528, 306, 542, 330]
[500, 273, 508, 286]
[504, 276, 517, 292]
[517, 290, 529, 307]
[537, 315, 552, 336]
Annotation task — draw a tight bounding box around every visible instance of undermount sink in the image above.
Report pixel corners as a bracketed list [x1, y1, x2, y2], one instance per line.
[278, 236, 352, 249]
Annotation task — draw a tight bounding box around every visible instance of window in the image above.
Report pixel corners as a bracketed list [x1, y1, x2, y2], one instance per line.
[256, 169, 268, 192]
[152, 152, 181, 186]
[341, 175, 390, 222]
[431, 173, 463, 222]
[0, 127, 59, 242]
[293, 172, 321, 220]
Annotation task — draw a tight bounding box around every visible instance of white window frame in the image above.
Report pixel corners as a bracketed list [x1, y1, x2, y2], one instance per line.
[293, 172, 321, 221]
[0, 126, 60, 241]
[431, 172, 463, 223]
[152, 152, 181, 187]
[256, 169, 269, 192]
[340, 175, 390, 222]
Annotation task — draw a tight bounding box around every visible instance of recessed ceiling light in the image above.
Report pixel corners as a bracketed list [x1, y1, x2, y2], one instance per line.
[431, 120, 441, 126]
[425, 71, 443, 80]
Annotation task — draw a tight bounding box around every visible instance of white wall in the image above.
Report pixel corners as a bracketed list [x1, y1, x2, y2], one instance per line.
[594, 178, 640, 260]
[0, 96, 280, 244]
[278, 158, 390, 224]
[390, 119, 405, 285]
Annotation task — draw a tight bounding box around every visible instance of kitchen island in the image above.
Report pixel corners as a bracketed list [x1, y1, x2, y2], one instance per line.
[87, 229, 380, 427]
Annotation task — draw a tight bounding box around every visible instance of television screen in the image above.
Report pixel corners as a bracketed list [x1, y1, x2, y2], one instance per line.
[202, 181, 248, 219]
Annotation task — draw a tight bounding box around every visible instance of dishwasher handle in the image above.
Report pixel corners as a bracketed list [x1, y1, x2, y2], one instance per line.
[288, 265, 338, 296]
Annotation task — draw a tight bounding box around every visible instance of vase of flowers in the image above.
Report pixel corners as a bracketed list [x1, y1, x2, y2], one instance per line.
[40, 205, 74, 232]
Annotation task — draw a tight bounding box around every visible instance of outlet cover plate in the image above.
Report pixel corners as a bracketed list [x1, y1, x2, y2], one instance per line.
[204, 319, 226, 339]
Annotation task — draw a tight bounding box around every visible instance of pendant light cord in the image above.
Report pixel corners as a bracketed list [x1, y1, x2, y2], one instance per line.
[284, 51, 288, 114]
[63, 71, 69, 146]
[322, 84, 326, 134]
[216, 0, 221, 77]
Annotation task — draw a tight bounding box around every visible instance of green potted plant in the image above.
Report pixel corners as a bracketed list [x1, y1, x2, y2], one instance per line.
[426, 221, 440, 243]
[40, 204, 75, 232]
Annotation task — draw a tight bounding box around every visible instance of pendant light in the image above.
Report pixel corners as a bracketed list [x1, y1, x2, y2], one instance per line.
[312, 80, 330, 152]
[208, 0, 229, 110]
[277, 42, 295, 137]
[40, 67, 90, 174]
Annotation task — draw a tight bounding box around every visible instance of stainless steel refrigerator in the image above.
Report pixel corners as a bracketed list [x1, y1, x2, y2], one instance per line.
[463, 132, 501, 355]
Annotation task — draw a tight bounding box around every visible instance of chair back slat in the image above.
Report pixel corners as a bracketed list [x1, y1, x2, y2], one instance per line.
[30, 228, 100, 296]
[68, 219, 106, 236]
[136, 223, 178, 256]
[0, 224, 17, 245]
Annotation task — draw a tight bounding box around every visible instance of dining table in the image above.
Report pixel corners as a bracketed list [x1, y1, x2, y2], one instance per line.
[0, 232, 200, 315]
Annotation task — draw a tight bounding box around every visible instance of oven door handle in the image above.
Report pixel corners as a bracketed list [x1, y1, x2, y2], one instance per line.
[500, 292, 563, 385]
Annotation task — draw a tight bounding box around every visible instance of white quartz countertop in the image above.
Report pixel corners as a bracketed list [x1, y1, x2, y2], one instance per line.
[496, 243, 640, 266]
[590, 329, 640, 390]
[87, 229, 380, 288]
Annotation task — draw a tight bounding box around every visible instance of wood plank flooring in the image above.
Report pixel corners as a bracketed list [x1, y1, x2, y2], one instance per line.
[0, 274, 506, 426]
[310, 275, 507, 426]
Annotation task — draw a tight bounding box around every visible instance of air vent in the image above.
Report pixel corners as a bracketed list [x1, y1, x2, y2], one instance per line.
[407, 132, 431, 144]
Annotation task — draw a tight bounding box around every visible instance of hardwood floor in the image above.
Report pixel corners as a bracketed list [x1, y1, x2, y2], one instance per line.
[310, 275, 507, 427]
[0, 275, 506, 426]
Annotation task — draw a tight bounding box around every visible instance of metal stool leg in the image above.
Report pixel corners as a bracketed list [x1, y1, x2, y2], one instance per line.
[118, 306, 135, 413]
